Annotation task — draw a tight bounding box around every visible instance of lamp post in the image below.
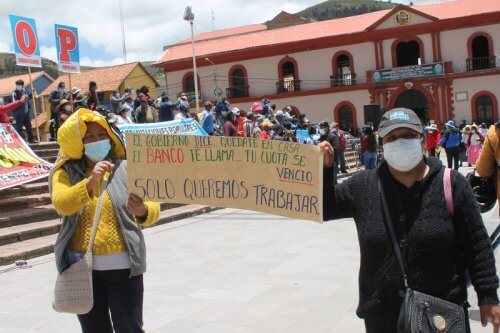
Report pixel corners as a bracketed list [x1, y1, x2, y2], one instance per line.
[184, 6, 200, 114]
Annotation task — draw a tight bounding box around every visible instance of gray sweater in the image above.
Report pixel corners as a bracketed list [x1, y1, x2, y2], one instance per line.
[49, 159, 148, 276]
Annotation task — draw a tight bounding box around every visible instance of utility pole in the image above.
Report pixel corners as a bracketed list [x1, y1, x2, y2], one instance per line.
[212, 10, 215, 32]
[119, 0, 127, 63]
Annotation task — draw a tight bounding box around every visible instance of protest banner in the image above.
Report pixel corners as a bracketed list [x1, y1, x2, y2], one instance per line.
[126, 134, 323, 222]
[54, 24, 80, 73]
[0, 124, 54, 190]
[9, 15, 42, 140]
[117, 119, 208, 139]
[9, 15, 42, 68]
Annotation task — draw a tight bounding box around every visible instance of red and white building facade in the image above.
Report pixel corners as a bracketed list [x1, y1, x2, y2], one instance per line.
[155, 0, 500, 131]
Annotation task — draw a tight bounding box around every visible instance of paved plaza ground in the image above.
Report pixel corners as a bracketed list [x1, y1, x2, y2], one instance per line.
[0, 204, 498, 332]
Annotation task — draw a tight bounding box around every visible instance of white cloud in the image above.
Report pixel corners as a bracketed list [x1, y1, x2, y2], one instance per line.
[40, 46, 57, 62]
[0, 0, 444, 66]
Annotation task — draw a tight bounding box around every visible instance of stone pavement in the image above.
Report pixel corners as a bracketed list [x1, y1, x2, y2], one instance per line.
[0, 205, 498, 332]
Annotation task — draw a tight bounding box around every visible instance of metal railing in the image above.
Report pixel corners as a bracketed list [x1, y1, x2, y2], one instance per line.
[330, 73, 357, 87]
[226, 86, 249, 99]
[466, 56, 496, 71]
[276, 79, 301, 93]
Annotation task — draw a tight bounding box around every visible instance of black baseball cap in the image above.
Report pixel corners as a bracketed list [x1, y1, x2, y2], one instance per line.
[378, 108, 423, 138]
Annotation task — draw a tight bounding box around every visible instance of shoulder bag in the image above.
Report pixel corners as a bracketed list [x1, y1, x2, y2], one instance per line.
[378, 179, 466, 333]
[52, 174, 108, 314]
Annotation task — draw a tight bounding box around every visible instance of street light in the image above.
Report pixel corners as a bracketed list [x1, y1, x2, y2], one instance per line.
[184, 6, 200, 114]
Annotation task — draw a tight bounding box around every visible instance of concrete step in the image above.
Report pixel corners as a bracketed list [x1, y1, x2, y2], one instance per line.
[0, 205, 58, 228]
[0, 193, 52, 212]
[32, 148, 59, 158]
[0, 205, 219, 266]
[0, 219, 60, 246]
[0, 234, 57, 266]
[29, 142, 59, 152]
[0, 181, 49, 200]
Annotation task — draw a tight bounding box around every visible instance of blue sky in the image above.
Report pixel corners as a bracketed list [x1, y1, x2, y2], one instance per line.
[0, 0, 448, 67]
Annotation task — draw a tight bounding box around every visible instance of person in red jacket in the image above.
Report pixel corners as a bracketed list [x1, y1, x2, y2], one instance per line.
[425, 124, 441, 157]
[0, 96, 26, 123]
[258, 120, 273, 140]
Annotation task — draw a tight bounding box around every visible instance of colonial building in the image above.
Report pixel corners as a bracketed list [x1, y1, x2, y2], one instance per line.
[155, 0, 500, 132]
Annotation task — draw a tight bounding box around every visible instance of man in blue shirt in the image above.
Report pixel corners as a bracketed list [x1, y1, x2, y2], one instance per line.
[158, 95, 179, 122]
[200, 101, 214, 135]
[12, 79, 37, 143]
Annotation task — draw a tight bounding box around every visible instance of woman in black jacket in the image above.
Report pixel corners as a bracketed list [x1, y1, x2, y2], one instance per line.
[320, 108, 499, 333]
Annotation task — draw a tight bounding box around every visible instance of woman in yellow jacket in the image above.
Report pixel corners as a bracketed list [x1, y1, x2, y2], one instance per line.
[476, 123, 500, 204]
[50, 109, 160, 333]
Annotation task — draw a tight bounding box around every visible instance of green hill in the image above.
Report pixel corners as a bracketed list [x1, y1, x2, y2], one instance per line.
[297, 0, 398, 21]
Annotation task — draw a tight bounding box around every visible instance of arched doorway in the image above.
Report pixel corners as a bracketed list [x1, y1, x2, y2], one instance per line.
[231, 68, 246, 98]
[475, 95, 494, 125]
[395, 89, 429, 124]
[396, 41, 421, 67]
[338, 105, 354, 131]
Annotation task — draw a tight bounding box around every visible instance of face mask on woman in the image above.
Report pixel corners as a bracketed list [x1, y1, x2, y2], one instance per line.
[84, 139, 111, 162]
[319, 128, 326, 136]
[64, 104, 72, 112]
[383, 138, 423, 172]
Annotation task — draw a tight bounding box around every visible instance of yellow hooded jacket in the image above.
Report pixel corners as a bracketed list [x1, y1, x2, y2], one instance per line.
[51, 109, 159, 256]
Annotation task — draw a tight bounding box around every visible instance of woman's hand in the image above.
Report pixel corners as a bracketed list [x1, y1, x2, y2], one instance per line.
[480, 304, 500, 333]
[126, 193, 148, 220]
[318, 141, 334, 168]
[86, 161, 114, 193]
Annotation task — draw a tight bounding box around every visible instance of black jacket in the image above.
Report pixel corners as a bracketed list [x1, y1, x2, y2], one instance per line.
[319, 131, 340, 164]
[323, 157, 498, 332]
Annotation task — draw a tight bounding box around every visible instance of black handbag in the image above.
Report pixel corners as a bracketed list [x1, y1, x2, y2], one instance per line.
[378, 180, 467, 333]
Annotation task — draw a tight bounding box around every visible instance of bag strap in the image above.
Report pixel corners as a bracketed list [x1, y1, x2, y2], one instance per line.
[86, 172, 110, 254]
[443, 168, 454, 216]
[378, 180, 409, 288]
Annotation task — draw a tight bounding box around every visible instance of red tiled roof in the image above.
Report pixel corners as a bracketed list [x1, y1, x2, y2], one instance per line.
[174, 24, 268, 45]
[0, 72, 48, 97]
[40, 62, 158, 96]
[157, 0, 500, 65]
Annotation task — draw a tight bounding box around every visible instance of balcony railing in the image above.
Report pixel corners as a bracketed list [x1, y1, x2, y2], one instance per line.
[330, 73, 357, 87]
[226, 86, 249, 99]
[276, 79, 301, 94]
[466, 56, 496, 72]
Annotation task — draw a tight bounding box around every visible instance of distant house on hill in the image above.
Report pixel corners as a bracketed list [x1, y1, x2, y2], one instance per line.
[40, 62, 160, 112]
[265, 11, 313, 30]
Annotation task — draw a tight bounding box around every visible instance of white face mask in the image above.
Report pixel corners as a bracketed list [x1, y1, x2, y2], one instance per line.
[16, 85, 23, 91]
[383, 138, 423, 172]
[319, 128, 326, 136]
[64, 104, 72, 112]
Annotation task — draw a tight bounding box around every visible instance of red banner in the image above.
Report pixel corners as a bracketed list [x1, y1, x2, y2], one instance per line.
[0, 124, 54, 190]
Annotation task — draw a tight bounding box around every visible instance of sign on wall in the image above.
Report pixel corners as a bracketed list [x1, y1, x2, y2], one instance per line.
[126, 134, 323, 222]
[9, 15, 42, 68]
[372, 62, 444, 83]
[54, 24, 80, 73]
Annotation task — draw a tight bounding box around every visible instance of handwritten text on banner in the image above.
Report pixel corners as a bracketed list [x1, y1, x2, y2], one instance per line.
[126, 134, 323, 222]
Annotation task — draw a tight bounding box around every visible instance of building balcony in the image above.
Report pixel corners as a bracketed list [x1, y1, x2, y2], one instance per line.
[466, 56, 496, 72]
[330, 73, 356, 87]
[226, 86, 249, 99]
[276, 79, 301, 94]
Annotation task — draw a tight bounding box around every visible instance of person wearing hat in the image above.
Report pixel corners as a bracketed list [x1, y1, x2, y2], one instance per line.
[460, 125, 471, 166]
[438, 120, 462, 170]
[133, 96, 158, 124]
[49, 81, 70, 141]
[56, 99, 73, 127]
[200, 101, 214, 135]
[224, 110, 239, 137]
[319, 107, 499, 333]
[116, 104, 133, 125]
[177, 92, 190, 112]
[11, 79, 38, 143]
[258, 120, 273, 140]
[86, 81, 100, 110]
[110, 89, 130, 115]
[425, 123, 441, 157]
[73, 93, 88, 112]
[242, 112, 255, 138]
[467, 124, 484, 166]
[174, 103, 191, 121]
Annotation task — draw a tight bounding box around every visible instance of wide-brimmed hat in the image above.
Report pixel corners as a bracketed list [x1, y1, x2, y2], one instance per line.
[470, 124, 479, 131]
[445, 120, 456, 128]
[56, 99, 71, 113]
[74, 93, 87, 103]
[204, 100, 213, 107]
[378, 108, 423, 138]
[70, 87, 81, 95]
[425, 124, 438, 131]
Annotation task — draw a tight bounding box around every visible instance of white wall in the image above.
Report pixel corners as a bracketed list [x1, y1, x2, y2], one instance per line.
[376, 12, 433, 30]
[440, 24, 500, 73]
[452, 75, 500, 122]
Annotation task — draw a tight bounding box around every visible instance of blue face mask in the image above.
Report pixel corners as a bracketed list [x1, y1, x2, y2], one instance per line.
[84, 139, 111, 162]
